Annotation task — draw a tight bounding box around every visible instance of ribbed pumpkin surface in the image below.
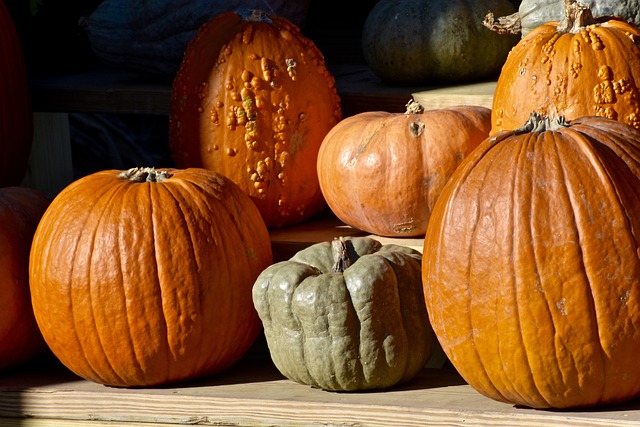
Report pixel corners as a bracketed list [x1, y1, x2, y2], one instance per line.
[170, 10, 342, 228]
[29, 167, 273, 387]
[423, 115, 640, 409]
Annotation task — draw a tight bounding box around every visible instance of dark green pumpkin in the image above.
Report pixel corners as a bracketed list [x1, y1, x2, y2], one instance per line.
[362, 0, 519, 85]
[252, 236, 438, 391]
[86, 0, 311, 76]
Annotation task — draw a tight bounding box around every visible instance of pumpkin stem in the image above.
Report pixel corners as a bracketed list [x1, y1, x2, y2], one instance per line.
[237, 8, 273, 24]
[405, 99, 424, 115]
[331, 237, 355, 273]
[558, 0, 596, 33]
[483, 11, 522, 35]
[515, 112, 570, 134]
[118, 167, 173, 182]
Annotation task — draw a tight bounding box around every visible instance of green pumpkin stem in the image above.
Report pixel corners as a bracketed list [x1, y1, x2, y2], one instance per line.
[515, 112, 570, 134]
[331, 237, 352, 273]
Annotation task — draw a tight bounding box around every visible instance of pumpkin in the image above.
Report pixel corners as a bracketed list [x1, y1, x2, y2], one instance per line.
[86, 0, 311, 76]
[361, 0, 519, 85]
[491, 0, 640, 134]
[253, 236, 437, 391]
[485, 0, 640, 37]
[0, 1, 33, 186]
[29, 167, 273, 387]
[0, 186, 49, 370]
[423, 112, 640, 409]
[170, 9, 342, 228]
[317, 102, 492, 237]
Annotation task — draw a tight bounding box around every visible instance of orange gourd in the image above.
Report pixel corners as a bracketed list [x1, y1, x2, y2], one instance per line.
[170, 9, 342, 228]
[423, 113, 640, 409]
[0, 186, 49, 370]
[491, 0, 640, 134]
[29, 167, 273, 387]
[0, 2, 33, 186]
[317, 102, 491, 237]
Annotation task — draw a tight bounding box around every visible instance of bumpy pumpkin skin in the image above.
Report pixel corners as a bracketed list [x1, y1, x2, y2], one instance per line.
[492, 6, 640, 134]
[0, 187, 49, 370]
[253, 236, 437, 392]
[423, 115, 640, 409]
[170, 10, 343, 228]
[361, 0, 519, 85]
[519, 0, 640, 36]
[0, 1, 33, 186]
[317, 105, 492, 237]
[29, 168, 273, 387]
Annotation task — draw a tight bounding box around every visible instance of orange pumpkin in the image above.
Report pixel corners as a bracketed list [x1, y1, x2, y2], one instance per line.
[170, 9, 342, 228]
[317, 102, 492, 237]
[423, 113, 640, 409]
[491, 0, 640, 134]
[29, 167, 273, 387]
[0, 186, 49, 370]
[0, 1, 33, 186]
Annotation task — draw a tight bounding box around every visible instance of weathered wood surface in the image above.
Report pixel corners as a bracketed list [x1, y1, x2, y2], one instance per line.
[1, 355, 640, 427]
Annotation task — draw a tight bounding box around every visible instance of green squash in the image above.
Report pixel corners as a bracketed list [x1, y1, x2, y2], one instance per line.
[252, 236, 438, 391]
[487, 0, 640, 37]
[361, 0, 519, 85]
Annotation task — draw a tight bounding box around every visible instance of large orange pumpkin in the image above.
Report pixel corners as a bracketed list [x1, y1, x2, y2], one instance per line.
[170, 9, 342, 228]
[491, 0, 640, 134]
[0, 1, 33, 186]
[29, 167, 273, 387]
[0, 186, 49, 370]
[423, 113, 640, 409]
[317, 102, 491, 237]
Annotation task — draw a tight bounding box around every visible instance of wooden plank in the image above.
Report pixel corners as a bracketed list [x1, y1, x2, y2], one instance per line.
[1, 357, 640, 427]
[412, 80, 496, 110]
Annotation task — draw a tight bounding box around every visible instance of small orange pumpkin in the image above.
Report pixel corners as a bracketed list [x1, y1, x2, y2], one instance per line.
[491, 0, 640, 134]
[0, 186, 49, 370]
[317, 102, 491, 237]
[170, 9, 342, 228]
[29, 167, 273, 387]
[423, 113, 640, 409]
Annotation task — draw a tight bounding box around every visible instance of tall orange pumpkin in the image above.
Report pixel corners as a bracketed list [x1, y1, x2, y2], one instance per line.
[29, 167, 273, 387]
[317, 103, 491, 237]
[170, 9, 343, 228]
[491, 0, 640, 134]
[423, 113, 640, 409]
[0, 186, 49, 370]
[0, 1, 33, 186]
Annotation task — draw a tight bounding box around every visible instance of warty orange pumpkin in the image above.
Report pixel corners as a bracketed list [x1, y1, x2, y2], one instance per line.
[491, 0, 640, 134]
[423, 112, 640, 409]
[29, 167, 273, 387]
[0, 186, 49, 370]
[317, 102, 491, 237]
[169, 9, 342, 228]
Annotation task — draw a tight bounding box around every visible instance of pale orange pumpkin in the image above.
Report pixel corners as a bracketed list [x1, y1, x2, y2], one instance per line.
[491, 0, 640, 134]
[317, 102, 491, 237]
[170, 9, 342, 228]
[29, 167, 273, 387]
[0, 186, 49, 370]
[423, 113, 640, 409]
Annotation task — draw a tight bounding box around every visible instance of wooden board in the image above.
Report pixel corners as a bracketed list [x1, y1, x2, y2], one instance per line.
[2, 356, 640, 427]
[412, 81, 496, 110]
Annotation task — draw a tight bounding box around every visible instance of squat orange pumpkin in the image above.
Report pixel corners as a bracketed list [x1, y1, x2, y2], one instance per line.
[491, 0, 640, 133]
[170, 9, 342, 228]
[0, 186, 49, 370]
[29, 167, 273, 387]
[317, 102, 491, 237]
[423, 113, 640, 409]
